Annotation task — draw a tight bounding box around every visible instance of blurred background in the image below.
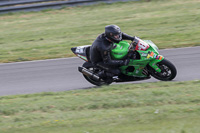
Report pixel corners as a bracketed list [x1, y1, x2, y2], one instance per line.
[0, 0, 199, 63]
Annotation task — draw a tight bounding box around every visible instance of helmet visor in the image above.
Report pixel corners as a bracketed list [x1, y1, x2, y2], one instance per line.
[114, 34, 120, 39]
[111, 32, 122, 41]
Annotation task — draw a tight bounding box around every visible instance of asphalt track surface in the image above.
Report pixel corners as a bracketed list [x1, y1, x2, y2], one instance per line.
[0, 46, 200, 96]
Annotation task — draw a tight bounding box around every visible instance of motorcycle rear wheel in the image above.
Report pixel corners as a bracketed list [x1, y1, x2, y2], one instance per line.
[82, 62, 112, 86]
[148, 59, 177, 81]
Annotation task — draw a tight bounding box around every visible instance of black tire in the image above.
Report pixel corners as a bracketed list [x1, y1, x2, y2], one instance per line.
[148, 59, 177, 81]
[82, 62, 112, 86]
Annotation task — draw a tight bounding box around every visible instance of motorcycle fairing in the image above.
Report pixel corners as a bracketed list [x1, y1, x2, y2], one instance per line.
[120, 57, 163, 77]
[143, 40, 159, 54]
[120, 59, 150, 77]
[119, 41, 164, 77]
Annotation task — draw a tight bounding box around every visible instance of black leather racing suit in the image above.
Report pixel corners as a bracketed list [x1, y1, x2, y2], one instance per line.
[90, 33, 135, 77]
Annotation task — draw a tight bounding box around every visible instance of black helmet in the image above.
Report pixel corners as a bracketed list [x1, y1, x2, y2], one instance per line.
[105, 25, 122, 43]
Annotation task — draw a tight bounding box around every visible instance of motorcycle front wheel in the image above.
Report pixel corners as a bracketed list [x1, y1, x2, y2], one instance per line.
[82, 62, 112, 86]
[148, 59, 177, 81]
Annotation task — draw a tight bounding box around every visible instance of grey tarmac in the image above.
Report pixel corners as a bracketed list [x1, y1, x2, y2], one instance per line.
[0, 46, 200, 96]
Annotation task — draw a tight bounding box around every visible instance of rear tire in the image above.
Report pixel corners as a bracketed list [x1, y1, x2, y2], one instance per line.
[82, 62, 112, 86]
[148, 59, 177, 81]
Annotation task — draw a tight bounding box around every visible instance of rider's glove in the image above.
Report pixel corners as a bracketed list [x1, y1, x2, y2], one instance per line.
[123, 59, 130, 66]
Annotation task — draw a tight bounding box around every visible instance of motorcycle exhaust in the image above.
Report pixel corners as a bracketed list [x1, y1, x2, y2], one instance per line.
[78, 66, 100, 81]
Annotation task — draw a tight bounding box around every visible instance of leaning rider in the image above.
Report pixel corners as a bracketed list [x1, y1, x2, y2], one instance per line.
[90, 24, 135, 81]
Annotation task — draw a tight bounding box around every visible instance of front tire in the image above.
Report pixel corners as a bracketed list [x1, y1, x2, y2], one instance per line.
[82, 62, 112, 86]
[148, 59, 177, 81]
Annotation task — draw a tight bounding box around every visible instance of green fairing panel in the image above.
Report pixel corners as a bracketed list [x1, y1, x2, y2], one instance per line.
[120, 59, 150, 77]
[112, 40, 164, 77]
[143, 40, 159, 55]
[111, 41, 129, 60]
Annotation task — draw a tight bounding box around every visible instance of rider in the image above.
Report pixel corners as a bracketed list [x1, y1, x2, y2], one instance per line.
[90, 24, 136, 81]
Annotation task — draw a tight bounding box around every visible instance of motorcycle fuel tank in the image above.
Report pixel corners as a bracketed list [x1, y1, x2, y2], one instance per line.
[111, 41, 130, 60]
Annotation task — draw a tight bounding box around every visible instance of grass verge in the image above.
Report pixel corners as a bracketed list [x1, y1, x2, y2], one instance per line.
[0, 80, 200, 133]
[0, 0, 200, 62]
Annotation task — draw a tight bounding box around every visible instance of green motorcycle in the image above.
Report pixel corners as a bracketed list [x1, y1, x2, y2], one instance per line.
[71, 37, 177, 86]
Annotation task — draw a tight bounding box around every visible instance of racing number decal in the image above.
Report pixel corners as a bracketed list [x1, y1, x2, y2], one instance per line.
[135, 40, 149, 51]
[138, 42, 147, 50]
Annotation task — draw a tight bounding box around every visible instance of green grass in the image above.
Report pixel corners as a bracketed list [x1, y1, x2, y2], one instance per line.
[0, 0, 200, 62]
[0, 80, 200, 133]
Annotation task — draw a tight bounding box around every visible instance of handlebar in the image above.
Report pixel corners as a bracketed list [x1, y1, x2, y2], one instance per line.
[129, 41, 137, 51]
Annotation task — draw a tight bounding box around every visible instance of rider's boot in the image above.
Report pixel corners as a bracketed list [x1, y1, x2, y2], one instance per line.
[104, 72, 114, 83]
[97, 70, 114, 83]
[97, 70, 106, 79]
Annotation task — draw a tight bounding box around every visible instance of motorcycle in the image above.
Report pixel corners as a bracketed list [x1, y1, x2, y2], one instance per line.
[71, 37, 177, 86]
